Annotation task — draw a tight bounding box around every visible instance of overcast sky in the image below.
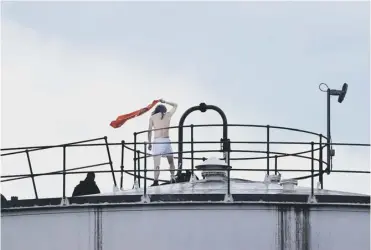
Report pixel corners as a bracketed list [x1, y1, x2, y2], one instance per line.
[1, 1, 370, 199]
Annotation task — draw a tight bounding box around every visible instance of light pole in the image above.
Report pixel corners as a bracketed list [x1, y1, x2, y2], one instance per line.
[319, 82, 348, 174]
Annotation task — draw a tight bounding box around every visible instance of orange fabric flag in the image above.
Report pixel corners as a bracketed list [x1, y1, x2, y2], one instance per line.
[110, 100, 160, 128]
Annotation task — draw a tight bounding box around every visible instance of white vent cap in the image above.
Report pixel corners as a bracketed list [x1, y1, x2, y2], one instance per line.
[280, 179, 298, 191]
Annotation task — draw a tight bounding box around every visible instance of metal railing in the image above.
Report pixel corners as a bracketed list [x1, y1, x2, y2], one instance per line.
[1, 123, 370, 201]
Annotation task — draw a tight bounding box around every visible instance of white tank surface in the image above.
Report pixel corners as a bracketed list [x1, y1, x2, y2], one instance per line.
[1, 187, 369, 250]
[2, 171, 370, 250]
[1, 102, 370, 250]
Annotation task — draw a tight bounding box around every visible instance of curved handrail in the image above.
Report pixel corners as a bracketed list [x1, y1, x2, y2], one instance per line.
[0, 122, 369, 201]
[134, 124, 328, 139]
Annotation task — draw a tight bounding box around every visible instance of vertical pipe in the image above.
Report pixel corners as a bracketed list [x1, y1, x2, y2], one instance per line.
[311, 142, 314, 197]
[227, 168, 231, 195]
[137, 150, 141, 188]
[63, 146, 66, 199]
[26, 150, 38, 199]
[120, 140, 125, 189]
[104, 137, 117, 187]
[191, 124, 194, 176]
[327, 90, 331, 173]
[274, 155, 278, 175]
[227, 139, 231, 196]
[319, 135, 323, 189]
[144, 143, 147, 196]
[266, 125, 270, 175]
[134, 133, 137, 184]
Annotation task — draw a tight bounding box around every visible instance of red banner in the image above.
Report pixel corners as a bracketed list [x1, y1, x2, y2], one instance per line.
[110, 100, 160, 128]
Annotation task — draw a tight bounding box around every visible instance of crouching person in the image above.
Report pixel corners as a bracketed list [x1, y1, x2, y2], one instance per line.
[72, 172, 100, 197]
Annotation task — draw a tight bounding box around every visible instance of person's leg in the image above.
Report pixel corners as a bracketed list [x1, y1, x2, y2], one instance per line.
[166, 155, 175, 179]
[152, 155, 161, 185]
[165, 139, 176, 182]
[151, 138, 162, 186]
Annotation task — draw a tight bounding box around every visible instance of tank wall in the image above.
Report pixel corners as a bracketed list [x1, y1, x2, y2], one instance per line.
[1, 208, 94, 250]
[309, 207, 370, 250]
[1, 205, 369, 250]
[102, 206, 278, 250]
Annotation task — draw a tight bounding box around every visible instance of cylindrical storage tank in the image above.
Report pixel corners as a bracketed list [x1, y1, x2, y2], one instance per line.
[2, 103, 370, 250]
[2, 178, 370, 250]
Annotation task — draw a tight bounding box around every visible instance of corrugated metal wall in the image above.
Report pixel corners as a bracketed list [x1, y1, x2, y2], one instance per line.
[1, 204, 369, 250]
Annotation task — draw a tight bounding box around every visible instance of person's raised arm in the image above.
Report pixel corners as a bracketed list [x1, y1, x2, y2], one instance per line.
[162, 99, 178, 116]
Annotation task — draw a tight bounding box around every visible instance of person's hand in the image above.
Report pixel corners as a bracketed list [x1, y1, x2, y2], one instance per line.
[148, 143, 152, 151]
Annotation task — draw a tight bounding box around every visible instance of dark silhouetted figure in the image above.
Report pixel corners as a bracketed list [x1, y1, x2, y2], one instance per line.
[1, 194, 8, 208]
[72, 172, 100, 197]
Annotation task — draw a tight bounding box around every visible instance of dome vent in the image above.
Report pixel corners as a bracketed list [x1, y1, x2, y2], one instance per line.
[195, 157, 231, 181]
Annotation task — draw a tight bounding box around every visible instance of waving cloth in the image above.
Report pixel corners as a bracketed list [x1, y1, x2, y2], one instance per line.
[110, 100, 160, 128]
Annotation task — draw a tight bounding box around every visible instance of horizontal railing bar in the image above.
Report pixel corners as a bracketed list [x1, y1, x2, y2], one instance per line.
[1, 162, 110, 181]
[2, 141, 368, 153]
[122, 169, 370, 174]
[133, 148, 328, 164]
[134, 123, 329, 139]
[331, 170, 370, 174]
[3, 168, 368, 180]
[1, 137, 106, 156]
[122, 170, 169, 183]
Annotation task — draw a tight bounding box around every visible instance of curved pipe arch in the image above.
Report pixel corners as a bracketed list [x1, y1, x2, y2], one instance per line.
[177, 103, 229, 175]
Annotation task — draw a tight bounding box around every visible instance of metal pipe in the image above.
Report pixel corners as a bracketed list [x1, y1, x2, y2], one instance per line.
[267, 125, 270, 175]
[63, 146, 66, 199]
[319, 135, 323, 189]
[137, 150, 141, 188]
[177, 103, 228, 175]
[311, 142, 314, 197]
[191, 124, 194, 177]
[227, 151, 231, 196]
[1, 162, 110, 182]
[133, 133, 137, 184]
[26, 150, 38, 199]
[144, 143, 147, 196]
[274, 155, 278, 174]
[327, 89, 331, 173]
[120, 140, 125, 189]
[1, 137, 106, 156]
[104, 137, 117, 187]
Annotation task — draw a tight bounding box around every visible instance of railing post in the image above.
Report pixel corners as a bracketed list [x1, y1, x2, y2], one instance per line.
[120, 140, 125, 190]
[274, 155, 278, 175]
[311, 141, 314, 197]
[63, 145, 66, 199]
[144, 142, 147, 196]
[227, 165, 231, 196]
[104, 136, 117, 187]
[133, 133, 137, 186]
[319, 135, 323, 189]
[266, 125, 270, 175]
[26, 150, 38, 199]
[137, 150, 141, 188]
[191, 124, 194, 177]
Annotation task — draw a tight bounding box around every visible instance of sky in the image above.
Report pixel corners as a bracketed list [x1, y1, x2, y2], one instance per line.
[1, 1, 370, 200]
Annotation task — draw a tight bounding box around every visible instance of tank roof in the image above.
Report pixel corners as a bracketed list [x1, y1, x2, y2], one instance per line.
[102, 178, 367, 197]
